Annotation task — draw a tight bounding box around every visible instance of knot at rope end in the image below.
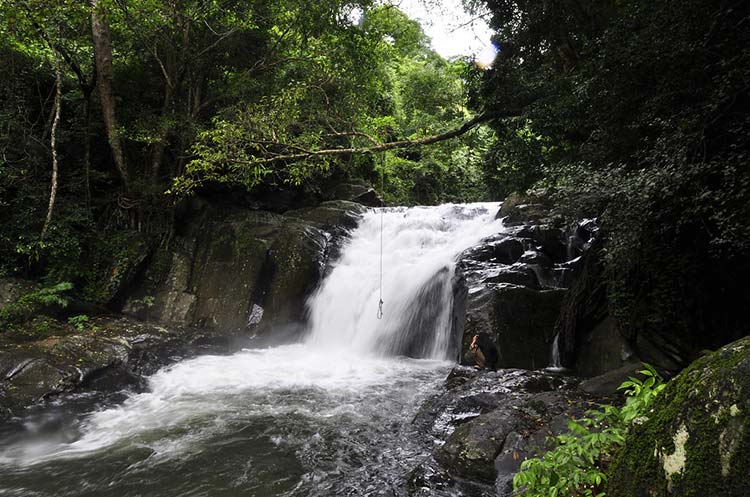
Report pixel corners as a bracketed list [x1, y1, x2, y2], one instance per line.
[377, 299, 384, 320]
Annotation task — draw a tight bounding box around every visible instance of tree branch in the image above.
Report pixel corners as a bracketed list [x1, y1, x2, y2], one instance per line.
[235, 111, 517, 165]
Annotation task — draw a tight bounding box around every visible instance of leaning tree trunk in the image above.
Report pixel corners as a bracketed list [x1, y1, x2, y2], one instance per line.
[91, 0, 129, 190]
[41, 53, 63, 240]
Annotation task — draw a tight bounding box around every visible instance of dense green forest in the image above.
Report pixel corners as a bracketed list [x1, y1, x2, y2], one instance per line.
[0, 0, 490, 286]
[1, 0, 749, 352]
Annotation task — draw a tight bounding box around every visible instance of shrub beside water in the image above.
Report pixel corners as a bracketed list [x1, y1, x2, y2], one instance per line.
[513, 365, 666, 497]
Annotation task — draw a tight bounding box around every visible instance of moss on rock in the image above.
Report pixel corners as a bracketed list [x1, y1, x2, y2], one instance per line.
[606, 336, 750, 497]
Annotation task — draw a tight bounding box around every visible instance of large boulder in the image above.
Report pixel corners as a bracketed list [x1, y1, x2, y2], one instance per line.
[453, 191, 599, 371]
[461, 236, 524, 265]
[435, 406, 527, 482]
[606, 337, 750, 497]
[313, 177, 382, 207]
[553, 238, 694, 377]
[286, 200, 367, 265]
[286, 200, 367, 233]
[461, 284, 566, 370]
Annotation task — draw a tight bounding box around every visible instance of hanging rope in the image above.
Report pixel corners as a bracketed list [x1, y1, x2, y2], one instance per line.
[377, 152, 385, 320]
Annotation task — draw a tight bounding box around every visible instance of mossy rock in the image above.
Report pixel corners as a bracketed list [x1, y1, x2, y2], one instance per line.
[497, 190, 557, 227]
[606, 336, 750, 497]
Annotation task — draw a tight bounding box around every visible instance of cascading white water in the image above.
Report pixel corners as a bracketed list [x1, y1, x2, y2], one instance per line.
[550, 333, 562, 368]
[305, 202, 503, 359]
[0, 202, 504, 497]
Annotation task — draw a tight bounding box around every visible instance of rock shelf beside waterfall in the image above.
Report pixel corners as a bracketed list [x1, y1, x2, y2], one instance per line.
[409, 366, 606, 497]
[454, 192, 596, 370]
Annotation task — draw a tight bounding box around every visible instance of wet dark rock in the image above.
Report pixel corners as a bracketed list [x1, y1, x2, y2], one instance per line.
[435, 407, 527, 482]
[553, 237, 690, 377]
[462, 237, 524, 265]
[412, 367, 601, 496]
[483, 265, 541, 289]
[461, 285, 566, 370]
[578, 363, 642, 395]
[512, 224, 567, 263]
[286, 200, 367, 266]
[450, 269, 468, 363]
[124, 203, 346, 337]
[553, 238, 618, 373]
[406, 462, 458, 496]
[606, 336, 750, 497]
[0, 316, 221, 420]
[518, 250, 553, 269]
[286, 200, 366, 232]
[454, 192, 593, 373]
[575, 315, 635, 377]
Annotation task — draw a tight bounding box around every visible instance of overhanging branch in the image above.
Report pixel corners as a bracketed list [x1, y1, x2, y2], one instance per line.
[235, 111, 517, 165]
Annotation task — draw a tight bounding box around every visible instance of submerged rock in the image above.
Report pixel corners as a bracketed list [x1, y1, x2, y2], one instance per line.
[606, 336, 750, 497]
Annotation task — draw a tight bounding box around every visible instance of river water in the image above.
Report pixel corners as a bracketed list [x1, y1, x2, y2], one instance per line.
[0, 203, 502, 497]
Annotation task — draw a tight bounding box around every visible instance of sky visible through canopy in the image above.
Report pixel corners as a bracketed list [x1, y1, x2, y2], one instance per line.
[394, 0, 496, 64]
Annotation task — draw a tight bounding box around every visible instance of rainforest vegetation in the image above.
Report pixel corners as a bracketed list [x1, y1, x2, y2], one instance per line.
[1, 0, 749, 352]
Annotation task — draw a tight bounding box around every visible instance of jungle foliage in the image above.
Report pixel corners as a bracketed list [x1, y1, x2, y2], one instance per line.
[471, 0, 750, 359]
[513, 365, 667, 497]
[0, 0, 490, 284]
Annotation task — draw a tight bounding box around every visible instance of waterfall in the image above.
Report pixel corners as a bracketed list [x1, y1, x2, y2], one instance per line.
[305, 202, 502, 359]
[0, 202, 505, 495]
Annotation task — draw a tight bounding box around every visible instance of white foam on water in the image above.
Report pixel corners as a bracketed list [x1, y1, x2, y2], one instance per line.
[305, 202, 503, 358]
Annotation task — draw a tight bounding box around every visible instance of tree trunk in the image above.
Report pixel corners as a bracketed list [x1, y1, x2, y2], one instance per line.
[83, 97, 92, 213]
[91, 0, 130, 189]
[150, 82, 173, 183]
[41, 54, 62, 239]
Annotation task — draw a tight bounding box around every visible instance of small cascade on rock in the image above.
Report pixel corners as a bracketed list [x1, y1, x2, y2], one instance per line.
[547, 333, 567, 371]
[305, 203, 502, 359]
[551, 333, 561, 366]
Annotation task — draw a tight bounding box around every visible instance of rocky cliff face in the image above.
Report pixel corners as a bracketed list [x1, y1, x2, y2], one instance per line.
[456, 189, 693, 379]
[123, 199, 366, 338]
[454, 191, 595, 370]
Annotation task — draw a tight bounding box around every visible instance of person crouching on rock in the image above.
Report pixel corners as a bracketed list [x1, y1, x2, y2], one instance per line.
[469, 333, 499, 370]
